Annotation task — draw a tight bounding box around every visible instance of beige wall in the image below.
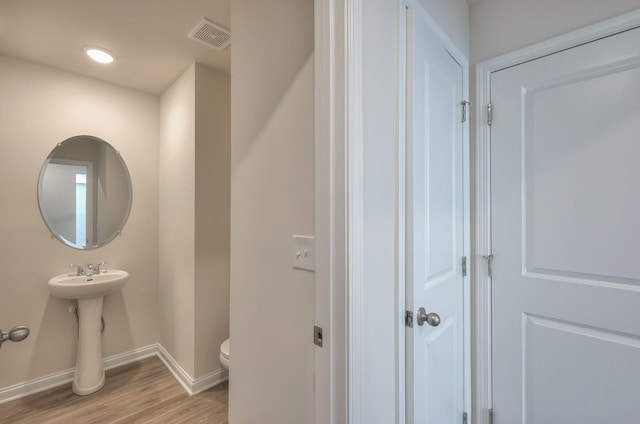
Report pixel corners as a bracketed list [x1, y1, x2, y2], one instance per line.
[159, 64, 230, 379]
[229, 0, 315, 422]
[470, 0, 640, 63]
[418, 0, 470, 56]
[159, 64, 197, 376]
[194, 64, 231, 377]
[0, 54, 159, 389]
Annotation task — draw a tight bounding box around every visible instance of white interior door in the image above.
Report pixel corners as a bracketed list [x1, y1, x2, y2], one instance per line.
[491, 26, 640, 423]
[405, 5, 465, 423]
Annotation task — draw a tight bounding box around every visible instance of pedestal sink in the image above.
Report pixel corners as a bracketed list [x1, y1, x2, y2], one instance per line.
[48, 270, 128, 395]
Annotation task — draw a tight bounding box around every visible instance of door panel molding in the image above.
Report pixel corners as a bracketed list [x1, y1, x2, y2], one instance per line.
[474, 8, 640, 424]
[521, 313, 640, 423]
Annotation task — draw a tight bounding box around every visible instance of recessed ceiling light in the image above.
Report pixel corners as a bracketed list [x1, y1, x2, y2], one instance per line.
[84, 47, 116, 64]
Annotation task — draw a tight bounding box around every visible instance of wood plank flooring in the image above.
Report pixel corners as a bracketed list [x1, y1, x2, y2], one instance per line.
[0, 356, 228, 424]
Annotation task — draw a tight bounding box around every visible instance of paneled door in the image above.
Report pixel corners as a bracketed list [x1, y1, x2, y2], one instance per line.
[405, 4, 465, 423]
[491, 26, 640, 423]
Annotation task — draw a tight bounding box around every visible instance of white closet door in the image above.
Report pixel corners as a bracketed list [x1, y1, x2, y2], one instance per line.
[491, 26, 640, 424]
[405, 5, 465, 423]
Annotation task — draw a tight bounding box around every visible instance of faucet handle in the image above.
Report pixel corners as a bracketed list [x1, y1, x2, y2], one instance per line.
[70, 264, 85, 276]
[95, 262, 107, 274]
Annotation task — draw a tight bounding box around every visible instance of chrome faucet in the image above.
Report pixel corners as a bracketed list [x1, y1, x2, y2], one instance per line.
[70, 262, 106, 276]
[92, 262, 106, 275]
[70, 264, 85, 276]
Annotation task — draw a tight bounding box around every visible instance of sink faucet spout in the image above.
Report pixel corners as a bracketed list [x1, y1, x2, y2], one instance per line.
[70, 264, 85, 276]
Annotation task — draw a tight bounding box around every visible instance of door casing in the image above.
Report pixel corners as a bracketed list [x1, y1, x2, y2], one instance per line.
[474, 8, 640, 424]
[314, 0, 472, 422]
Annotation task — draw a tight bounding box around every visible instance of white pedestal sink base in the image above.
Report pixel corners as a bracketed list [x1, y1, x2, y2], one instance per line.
[72, 371, 105, 396]
[72, 297, 105, 396]
[47, 269, 129, 396]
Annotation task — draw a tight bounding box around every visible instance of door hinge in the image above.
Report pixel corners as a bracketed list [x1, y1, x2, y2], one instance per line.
[489, 408, 494, 424]
[463, 411, 468, 424]
[461, 100, 471, 123]
[405, 310, 414, 328]
[462, 256, 468, 277]
[482, 254, 494, 277]
[487, 102, 493, 125]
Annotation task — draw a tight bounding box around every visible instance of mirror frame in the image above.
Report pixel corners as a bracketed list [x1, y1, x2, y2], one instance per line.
[37, 135, 133, 250]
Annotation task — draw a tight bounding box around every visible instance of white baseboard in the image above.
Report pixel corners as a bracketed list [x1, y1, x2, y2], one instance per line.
[0, 344, 157, 405]
[156, 344, 228, 396]
[0, 367, 74, 405]
[0, 343, 228, 404]
[104, 344, 159, 370]
[192, 367, 228, 395]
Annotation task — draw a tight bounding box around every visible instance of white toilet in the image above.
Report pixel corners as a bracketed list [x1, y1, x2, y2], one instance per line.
[219, 338, 230, 369]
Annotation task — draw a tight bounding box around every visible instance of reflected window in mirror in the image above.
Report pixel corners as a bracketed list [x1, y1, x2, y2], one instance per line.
[75, 172, 87, 246]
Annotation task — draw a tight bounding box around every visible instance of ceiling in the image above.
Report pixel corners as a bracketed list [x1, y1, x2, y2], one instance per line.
[0, 0, 230, 95]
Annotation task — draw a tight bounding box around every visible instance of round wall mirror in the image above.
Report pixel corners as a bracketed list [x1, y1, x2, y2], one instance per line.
[38, 135, 132, 250]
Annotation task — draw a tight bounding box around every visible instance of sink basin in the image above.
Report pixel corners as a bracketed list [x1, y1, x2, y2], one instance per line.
[48, 270, 128, 300]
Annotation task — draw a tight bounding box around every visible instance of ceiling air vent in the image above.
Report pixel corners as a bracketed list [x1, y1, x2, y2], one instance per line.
[188, 19, 231, 51]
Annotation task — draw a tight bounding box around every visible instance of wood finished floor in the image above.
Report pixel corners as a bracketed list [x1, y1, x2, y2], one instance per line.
[0, 356, 228, 424]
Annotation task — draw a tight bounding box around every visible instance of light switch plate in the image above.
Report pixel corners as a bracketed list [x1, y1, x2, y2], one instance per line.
[292, 235, 315, 272]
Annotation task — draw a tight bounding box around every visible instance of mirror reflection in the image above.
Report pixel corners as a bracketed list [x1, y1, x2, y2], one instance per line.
[38, 135, 132, 249]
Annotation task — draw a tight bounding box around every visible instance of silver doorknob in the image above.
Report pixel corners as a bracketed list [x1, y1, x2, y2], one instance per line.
[0, 326, 30, 349]
[416, 307, 440, 327]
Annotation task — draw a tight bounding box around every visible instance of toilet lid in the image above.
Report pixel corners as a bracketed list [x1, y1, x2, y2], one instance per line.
[220, 339, 230, 359]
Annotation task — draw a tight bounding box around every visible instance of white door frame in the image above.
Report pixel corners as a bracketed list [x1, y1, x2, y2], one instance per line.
[314, 0, 379, 422]
[314, 1, 349, 423]
[315, 1, 471, 423]
[314, 0, 376, 422]
[473, 9, 640, 424]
